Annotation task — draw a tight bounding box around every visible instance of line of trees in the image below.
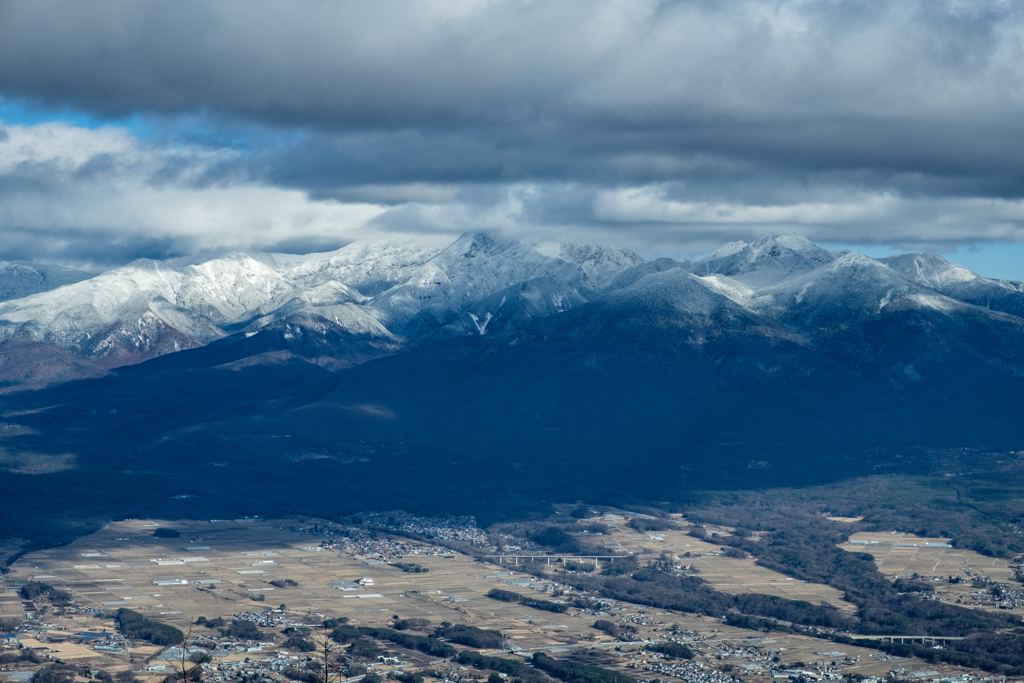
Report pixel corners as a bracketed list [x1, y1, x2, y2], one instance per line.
[329, 624, 457, 658]
[393, 618, 431, 631]
[116, 608, 184, 646]
[486, 588, 567, 613]
[531, 653, 636, 683]
[646, 642, 693, 659]
[434, 623, 504, 649]
[457, 651, 549, 683]
[196, 616, 263, 640]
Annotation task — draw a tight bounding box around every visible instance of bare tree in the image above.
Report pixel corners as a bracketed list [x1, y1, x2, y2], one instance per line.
[171, 624, 211, 683]
[309, 629, 345, 683]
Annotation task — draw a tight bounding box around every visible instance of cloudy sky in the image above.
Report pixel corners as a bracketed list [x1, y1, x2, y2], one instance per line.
[2, 0, 1024, 277]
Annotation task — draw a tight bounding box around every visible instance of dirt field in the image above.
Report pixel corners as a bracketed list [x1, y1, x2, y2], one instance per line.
[839, 530, 1024, 614]
[0, 518, 989, 683]
[840, 531, 1015, 581]
[594, 516, 857, 612]
[6, 518, 604, 649]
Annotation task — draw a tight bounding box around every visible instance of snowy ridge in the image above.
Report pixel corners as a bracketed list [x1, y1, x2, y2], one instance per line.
[605, 257, 689, 292]
[0, 262, 91, 303]
[367, 233, 585, 327]
[700, 240, 749, 262]
[244, 281, 396, 340]
[0, 232, 1022, 385]
[0, 232, 648, 371]
[881, 252, 980, 290]
[880, 252, 1024, 318]
[611, 268, 737, 318]
[697, 274, 757, 305]
[690, 234, 839, 287]
[748, 251, 973, 323]
[277, 240, 441, 291]
[556, 243, 645, 289]
[433, 275, 590, 339]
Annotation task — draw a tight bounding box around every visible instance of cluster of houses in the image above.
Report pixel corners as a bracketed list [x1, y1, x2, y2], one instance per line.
[632, 656, 740, 683]
[351, 514, 490, 546]
[291, 524, 462, 562]
[230, 609, 299, 629]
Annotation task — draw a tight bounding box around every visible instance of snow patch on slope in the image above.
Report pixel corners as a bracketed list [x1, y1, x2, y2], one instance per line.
[614, 268, 734, 318]
[696, 274, 757, 306]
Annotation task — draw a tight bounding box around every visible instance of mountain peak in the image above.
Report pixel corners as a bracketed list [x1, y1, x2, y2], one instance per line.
[691, 234, 838, 288]
[773, 234, 820, 252]
[827, 250, 884, 269]
[750, 249, 932, 321]
[701, 240, 748, 262]
[880, 251, 1024, 318]
[880, 252, 978, 289]
[556, 243, 646, 288]
[446, 232, 507, 256]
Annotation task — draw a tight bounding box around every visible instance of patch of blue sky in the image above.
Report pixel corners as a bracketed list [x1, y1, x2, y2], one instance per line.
[942, 243, 1024, 283]
[135, 111, 299, 151]
[0, 96, 151, 136]
[0, 97, 300, 152]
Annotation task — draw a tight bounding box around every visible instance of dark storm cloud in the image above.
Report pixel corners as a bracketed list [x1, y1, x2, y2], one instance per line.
[0, 226, 184, 270]
[3, 1, 1023, 181]
[1, 0, 1024, 261]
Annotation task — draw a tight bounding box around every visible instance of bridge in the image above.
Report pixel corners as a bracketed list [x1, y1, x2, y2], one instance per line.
[847, 635, 965, 644]
[483, 554, 624, 567]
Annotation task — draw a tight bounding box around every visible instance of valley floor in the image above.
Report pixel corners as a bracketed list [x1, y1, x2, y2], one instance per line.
[0, 513, 1011, 683]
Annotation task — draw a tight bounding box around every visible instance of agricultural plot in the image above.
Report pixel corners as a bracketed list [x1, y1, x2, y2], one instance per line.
[0, 593, 23, 619]
[840, 532, 1014, 581]
[0, 518, 990, 683]
[839, 531, 1024, 612]
[6, 518, 591, 650]
[16, 637, 117, 662]
[594, 516, 857, 612]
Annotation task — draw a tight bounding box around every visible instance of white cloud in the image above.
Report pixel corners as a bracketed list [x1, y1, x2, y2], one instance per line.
[2, 1, 1024, 264]
[0, 121, 400, 263]
[2, 118, 1024, 269]
[592, 185, 1024, 247]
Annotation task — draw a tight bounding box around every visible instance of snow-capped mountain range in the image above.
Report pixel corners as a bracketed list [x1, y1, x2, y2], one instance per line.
[7, 231, 1024, 527]
[1, 232, 1022, 388]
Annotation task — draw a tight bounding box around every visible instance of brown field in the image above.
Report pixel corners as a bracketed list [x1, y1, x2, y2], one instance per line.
[7, 518, 604, 649]
[0, 593, 23, 619]
[594, 516, 857, 612]
[840, 531, 1015, 581]
[839, 531, 1024, 613]
[0, 518, 990, 682]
